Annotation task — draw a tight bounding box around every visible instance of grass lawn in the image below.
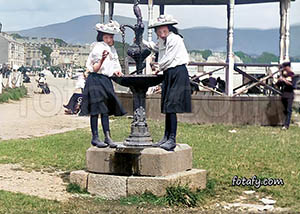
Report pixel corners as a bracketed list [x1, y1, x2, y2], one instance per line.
[0, 117, 300, 212]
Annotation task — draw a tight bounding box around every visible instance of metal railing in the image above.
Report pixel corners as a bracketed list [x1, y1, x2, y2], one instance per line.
[124, 61, 282, 96]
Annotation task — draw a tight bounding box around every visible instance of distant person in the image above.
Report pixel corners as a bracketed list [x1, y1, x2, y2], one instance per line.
[63, 93, 82, 115]
[190, 75, 200, 95]
[36, 73, 50, 94]
[276, 61, 295, 130]
[201, 78, 210, 87]
[208, 73, 217, 89]
[3, 65, 11, 78]
[75, 70, 86, 93]
[63, 70, 88, 115]
[217, 77, 226, 93]
[0, 65, 5, 77]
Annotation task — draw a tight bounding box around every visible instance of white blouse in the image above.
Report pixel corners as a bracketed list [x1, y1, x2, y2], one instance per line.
[144, 32, 189, 72]
[86, 42, 121, 77]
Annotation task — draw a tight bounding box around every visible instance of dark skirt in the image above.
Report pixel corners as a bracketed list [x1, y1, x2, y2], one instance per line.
[81, 73, 127, 116]
[161, 64, 192, 114]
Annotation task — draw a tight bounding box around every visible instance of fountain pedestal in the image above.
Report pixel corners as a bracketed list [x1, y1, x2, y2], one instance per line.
[112, 75, 164, 147]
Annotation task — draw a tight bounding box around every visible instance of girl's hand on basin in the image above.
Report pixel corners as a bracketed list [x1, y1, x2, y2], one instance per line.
[114, 71, 124, 77]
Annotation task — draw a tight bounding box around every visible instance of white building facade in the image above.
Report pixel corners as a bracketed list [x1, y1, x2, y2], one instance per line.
[0, 33, 25, 67]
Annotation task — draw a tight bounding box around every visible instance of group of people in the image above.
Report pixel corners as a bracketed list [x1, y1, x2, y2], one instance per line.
[74, 15, 191, 152]
[65, 13, 295, 152]
[0, 65, 31, 87]
[191, 73, 226, 94]
[0, 64, 12, 78]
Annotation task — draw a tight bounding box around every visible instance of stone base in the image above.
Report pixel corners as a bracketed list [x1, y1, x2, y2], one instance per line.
[86, 144, 192, 176]
[70, 169, 207, 200]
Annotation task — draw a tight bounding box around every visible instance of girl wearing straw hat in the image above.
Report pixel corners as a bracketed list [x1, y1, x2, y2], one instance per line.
[145, 15, 192, 151]
[82, 20, 126, 148]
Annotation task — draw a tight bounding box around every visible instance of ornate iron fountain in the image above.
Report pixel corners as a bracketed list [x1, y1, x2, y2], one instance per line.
[112, 0, 163, 147]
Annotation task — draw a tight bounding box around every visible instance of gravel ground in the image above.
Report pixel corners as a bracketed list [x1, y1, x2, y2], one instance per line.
[0, 164, 71, 201]
[0, 76, 89, 141]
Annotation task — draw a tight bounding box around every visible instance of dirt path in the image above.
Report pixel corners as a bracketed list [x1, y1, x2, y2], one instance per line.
[0, 164, 71, 201]
[0, 77, 89, 141]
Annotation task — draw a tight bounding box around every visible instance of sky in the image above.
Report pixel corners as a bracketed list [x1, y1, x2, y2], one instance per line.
[0, 0, 299, 31]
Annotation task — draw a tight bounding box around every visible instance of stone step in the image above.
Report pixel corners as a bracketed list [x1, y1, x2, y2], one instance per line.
[70, 169, 207, 200]
[86, 143, 193, 176]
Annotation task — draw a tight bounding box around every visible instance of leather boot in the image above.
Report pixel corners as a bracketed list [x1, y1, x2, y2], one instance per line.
[153, 132, 169, 147]
[91, 132, 107, 148]
[160, 134, 176, 151]
[104, 131, 117, 148]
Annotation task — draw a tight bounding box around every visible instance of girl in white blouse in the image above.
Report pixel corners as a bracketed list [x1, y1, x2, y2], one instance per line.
[81, 21, 126, 148]
[145, 15, 192, 151]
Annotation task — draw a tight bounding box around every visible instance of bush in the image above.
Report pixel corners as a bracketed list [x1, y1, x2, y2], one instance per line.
[165, 185, 198, 207]
[66, 183, 88, 194]
[0, 86, 27, 103]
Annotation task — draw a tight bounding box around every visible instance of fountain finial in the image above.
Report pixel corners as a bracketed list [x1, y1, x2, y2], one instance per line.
[120, 0, 151, 74]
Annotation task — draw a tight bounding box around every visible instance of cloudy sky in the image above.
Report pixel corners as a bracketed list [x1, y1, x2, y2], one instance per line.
[0, 0, 299, 31]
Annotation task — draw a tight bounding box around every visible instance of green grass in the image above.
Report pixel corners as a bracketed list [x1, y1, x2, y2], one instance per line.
[1, 117, 300, 211]
[0, 190, 167, 214]
[0, 190, 61, 214]
[0, 128, 91, 171]
[0, 86, 27, 103]
[66, 183, 88, 194]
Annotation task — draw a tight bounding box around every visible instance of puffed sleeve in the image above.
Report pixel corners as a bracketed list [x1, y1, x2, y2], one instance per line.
[86, 43, 105, 72]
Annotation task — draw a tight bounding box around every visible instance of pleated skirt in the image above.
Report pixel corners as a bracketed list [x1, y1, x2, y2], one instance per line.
[161, 64, 192, 114]
[81, 73, 127, 116]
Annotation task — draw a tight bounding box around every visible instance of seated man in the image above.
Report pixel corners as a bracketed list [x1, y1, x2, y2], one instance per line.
[63, 70, 87, 115]
[63, 93, 83, 115]
[36, 73, 50, 94]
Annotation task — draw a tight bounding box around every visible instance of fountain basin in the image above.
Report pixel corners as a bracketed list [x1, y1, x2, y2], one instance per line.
[111, 74, 164, 89]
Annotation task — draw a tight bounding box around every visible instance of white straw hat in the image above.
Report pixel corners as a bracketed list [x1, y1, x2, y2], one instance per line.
[95, 20, 121, 35]
[149, 14, 178, 29]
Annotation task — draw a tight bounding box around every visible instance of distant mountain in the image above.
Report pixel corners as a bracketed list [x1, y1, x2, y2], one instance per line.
[17, 15, 145, 45]
[182, 25, 300, 57]
[16, 15, 300, 57]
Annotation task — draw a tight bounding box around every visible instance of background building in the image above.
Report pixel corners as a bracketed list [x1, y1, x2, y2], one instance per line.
[24, 44, 43, 67]
[0, 32, 25, 67]
[50, 45, 89, 69]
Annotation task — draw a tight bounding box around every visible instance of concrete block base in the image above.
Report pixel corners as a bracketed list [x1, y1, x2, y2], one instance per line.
[86, 144, 193, 177]
[70, 169, 207, 200]
[88, 173, 127, 199]
[127, 169, 207, 197]
[70, 170, 89, 190]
